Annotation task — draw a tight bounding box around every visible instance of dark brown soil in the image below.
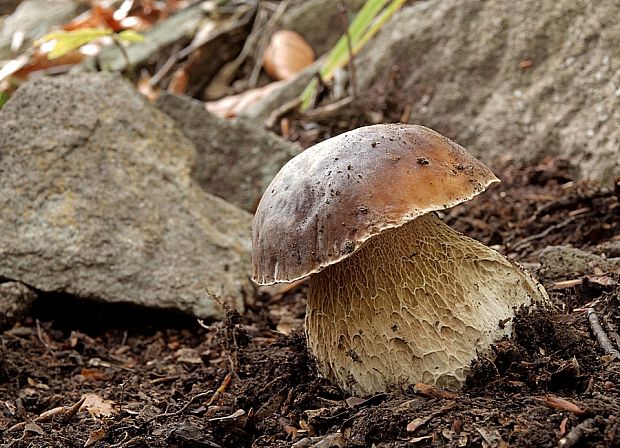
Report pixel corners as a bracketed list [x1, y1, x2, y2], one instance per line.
[1, 161, 619, 448]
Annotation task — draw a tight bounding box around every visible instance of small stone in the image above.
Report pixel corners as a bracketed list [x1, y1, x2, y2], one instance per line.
[0, 282, 36, 330]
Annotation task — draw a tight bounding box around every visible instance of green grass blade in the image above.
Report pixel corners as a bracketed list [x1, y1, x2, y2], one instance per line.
[300, 0, 405, 111]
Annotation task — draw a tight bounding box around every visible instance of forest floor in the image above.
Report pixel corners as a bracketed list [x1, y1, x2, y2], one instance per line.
[1, 159, 619, 448]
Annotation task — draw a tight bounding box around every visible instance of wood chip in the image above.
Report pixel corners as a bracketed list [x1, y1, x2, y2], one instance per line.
[541, 395, 586, 416]
[84, 428, 106, 447]
[551, 279, 583, 289]
[406, 416, 431, 433]
[413, 383, 458, 399]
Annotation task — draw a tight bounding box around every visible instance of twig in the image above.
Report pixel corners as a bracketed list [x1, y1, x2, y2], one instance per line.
[337, 1, 357, 99]
[302, 96, 353, 121]
[603, 313, 620, 348]
[207, 372, 233, 406]
[265, 97, 301, 128]
[145, 391, 212, 424]
[558, 417, 600, 448]
[35, 319, 50, 350]
[511, 217, 575, 251]
[587, 308, 620, 359]
[248, 0, 290, 88]
[109, 431, 128, 448]
[149, 43, 182, 87]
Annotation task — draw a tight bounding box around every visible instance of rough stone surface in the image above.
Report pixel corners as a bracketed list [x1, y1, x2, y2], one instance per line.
[539, 246, 620, 280]
[0, 282, 36, 330]
[0, 0, 76, 59]
[156, 93, 301, 212]
[0, 73, 253, 318]
[355, 0, 620, 183]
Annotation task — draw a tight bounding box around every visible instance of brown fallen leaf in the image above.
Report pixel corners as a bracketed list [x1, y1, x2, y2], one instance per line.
[541, 395, 586, 416]
[35, 397, 85, 422]
[84, 428, 106, 447]
[205, 81, 284, 119]
[80, 368, 106, 381]
[168, 68, 189, 95]
[413, 383, 458, 399]
[559, 417, 569, 437]
[263, 30, 315, 81]
[64, 5, 122, 32]
[406, 416, 431, 433]
[81, 393, 116, 418]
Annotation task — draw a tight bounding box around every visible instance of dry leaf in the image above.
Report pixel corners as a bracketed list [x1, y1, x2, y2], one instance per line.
[205, 81, 283, 118]
[64, 6, 122, 32]
[541, 395, 586, 416]
[410, 435, 433, 443]
[81, 393, 116, 418]
[84, 428, 106, 447]
[80, 368, 106, 381]
[137, 73, 160, 102]
[413, 383, 458, 399]
[27, 377, 50, 390]
[167, 68, 189, 94]
[263, 30, 315, 81]
[406, 416, 431, 433]
[24, 422, 45, 435]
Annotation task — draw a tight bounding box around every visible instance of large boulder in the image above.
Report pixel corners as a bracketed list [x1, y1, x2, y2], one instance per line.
[355, 0, 620, 183]
[156, 93, 301, 212]
[0, 73, 253, 318]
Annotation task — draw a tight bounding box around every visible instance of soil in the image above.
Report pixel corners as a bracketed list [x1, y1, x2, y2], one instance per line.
[1, 160, 619, 448]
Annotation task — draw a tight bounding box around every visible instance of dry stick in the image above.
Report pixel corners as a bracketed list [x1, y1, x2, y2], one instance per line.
[145, 391, 212, 424]
[587, 308, 620, 359]
[603, 313, 620, 348]
[511, 217, 575, 251]
[248, 0, 290, 88]
[337, 1, 357, 100]
[266, 97, 301, 128]
[558, 417, 599, 448]
[149, 43, 182, 87]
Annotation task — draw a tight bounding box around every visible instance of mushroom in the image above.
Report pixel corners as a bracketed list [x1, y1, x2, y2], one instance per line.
[252, 124, 548, 396]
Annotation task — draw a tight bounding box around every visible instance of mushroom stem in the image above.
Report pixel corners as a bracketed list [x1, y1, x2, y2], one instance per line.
[306, 212, 547, 396]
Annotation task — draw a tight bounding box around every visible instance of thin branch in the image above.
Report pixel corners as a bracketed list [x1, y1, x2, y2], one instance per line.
[587, 308, 620, 359]
[337, 1, 357, 99]
[145, 391, 212, 424]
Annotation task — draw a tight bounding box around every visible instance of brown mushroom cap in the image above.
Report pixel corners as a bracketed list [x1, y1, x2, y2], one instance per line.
[252, 124, 499, 285]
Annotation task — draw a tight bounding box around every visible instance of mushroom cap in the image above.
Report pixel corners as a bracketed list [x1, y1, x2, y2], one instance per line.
[252, 124, 499, 285]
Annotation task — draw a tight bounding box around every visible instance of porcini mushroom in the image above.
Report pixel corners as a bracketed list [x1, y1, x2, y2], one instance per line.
[252, 124, 548, 396]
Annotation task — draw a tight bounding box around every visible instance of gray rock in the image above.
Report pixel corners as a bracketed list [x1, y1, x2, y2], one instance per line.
[156, 93, 301, 212]
[0, 0, 76, 59]
[0, 282, 36, 330]
[0, 73, 253, 318]
[539, 246, 620, 280]
[355, 0, 620, 183]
